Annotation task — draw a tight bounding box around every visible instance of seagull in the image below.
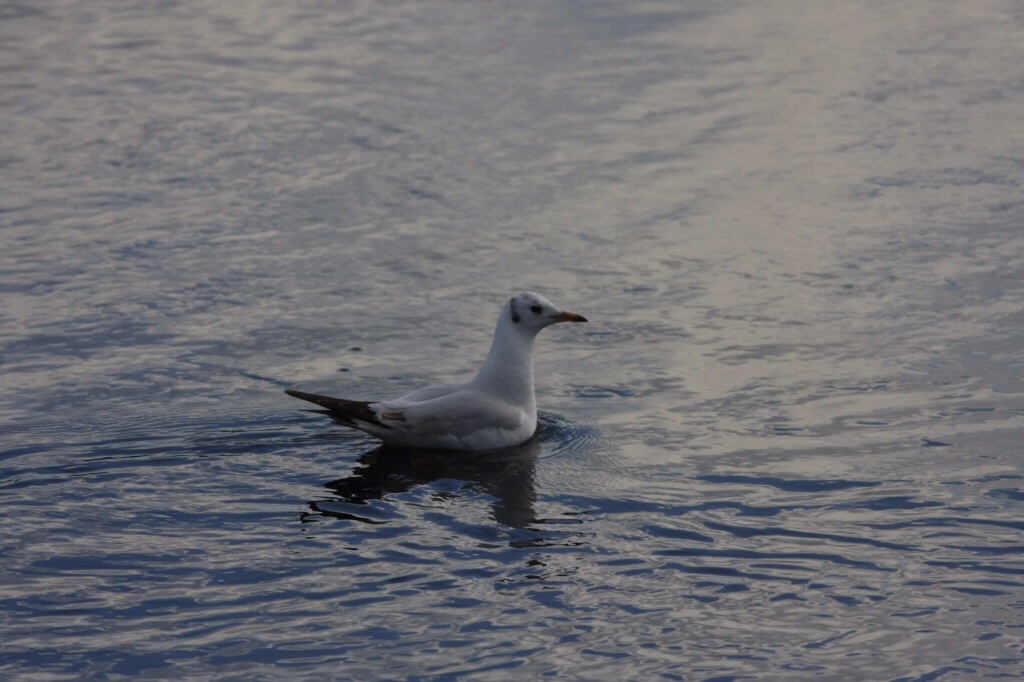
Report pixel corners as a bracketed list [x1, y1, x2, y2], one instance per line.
[285, 292, 587, 451]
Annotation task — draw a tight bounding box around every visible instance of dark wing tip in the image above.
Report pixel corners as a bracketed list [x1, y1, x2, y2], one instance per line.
[285, 389, 328, 404]
[284, 389, 390, 430]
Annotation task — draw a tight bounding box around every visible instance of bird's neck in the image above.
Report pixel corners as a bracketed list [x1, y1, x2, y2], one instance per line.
[471, 314, 537, 408]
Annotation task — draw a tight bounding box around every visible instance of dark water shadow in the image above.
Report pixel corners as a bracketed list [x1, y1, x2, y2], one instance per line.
[308, 437, 541, 529]
[301, 412, 604, 531]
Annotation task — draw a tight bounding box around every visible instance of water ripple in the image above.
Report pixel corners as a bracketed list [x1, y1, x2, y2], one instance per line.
[5, 0, 1024, 678]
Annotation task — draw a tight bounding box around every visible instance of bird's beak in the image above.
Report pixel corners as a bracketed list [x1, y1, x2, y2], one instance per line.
[550, 311, 588, 323]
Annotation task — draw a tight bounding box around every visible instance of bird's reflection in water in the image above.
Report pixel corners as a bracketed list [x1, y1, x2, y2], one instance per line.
[309, 437, 541, 528]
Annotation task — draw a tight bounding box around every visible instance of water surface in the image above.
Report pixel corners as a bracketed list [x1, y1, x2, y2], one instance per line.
[3, 1, 1024, 679]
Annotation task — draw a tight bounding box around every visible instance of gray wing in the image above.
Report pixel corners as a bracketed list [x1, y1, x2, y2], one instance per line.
[375, 389, 526, 438]
[391, 382, 465, 404]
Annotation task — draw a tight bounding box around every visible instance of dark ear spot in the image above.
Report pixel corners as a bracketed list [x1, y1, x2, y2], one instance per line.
[509, 298, 521, 323]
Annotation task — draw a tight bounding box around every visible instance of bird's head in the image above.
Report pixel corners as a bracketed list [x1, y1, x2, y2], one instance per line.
[505, 292, 587, 333]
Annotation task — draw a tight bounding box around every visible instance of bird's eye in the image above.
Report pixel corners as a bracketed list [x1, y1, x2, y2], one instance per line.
[530, 304, 543, 315]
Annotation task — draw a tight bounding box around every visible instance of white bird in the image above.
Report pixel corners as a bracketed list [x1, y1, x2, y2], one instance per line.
[286, 292, 587, 451]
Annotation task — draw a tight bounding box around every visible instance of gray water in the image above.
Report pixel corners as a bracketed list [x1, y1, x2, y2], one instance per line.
[3, 1, 1024, 680]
